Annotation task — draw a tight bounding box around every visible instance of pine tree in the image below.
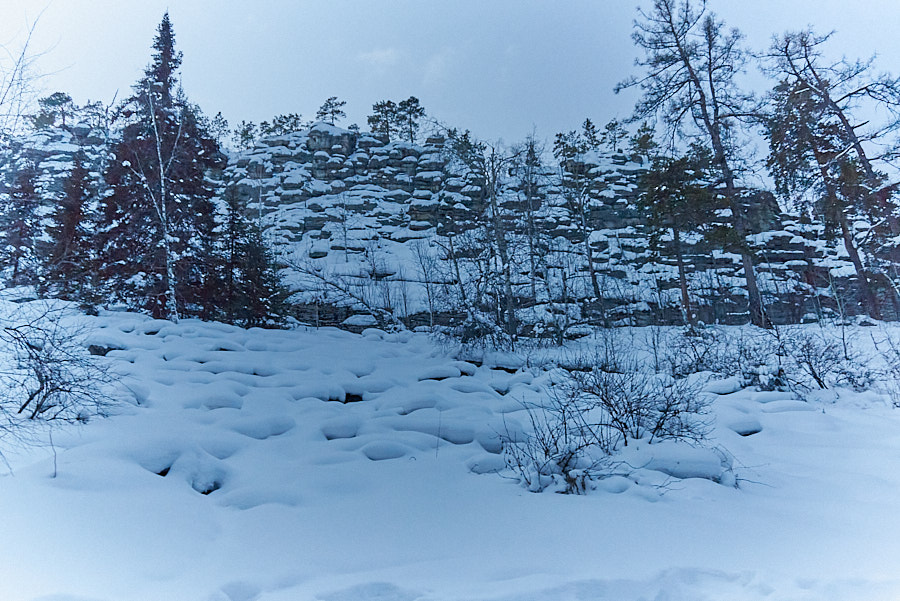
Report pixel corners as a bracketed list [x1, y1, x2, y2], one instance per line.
[316, 96, 346, 125]
[766, 79, 881, 318]
[30, 92, 75, 130]
[367, 100, 398, 141]
[97, 12, 224, 321]
[259, 113, 305, 136]
[397, 96, 425, 143]
[232, 120, 258, 150]
[618, 0, 770, 327]
[640, 147, 714, 327]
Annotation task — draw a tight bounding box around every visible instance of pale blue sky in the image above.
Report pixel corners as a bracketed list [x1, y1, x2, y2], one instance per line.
[2, 1, 898, 143]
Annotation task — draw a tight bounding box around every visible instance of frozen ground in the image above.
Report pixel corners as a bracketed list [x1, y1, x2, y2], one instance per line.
[2, 307, 900, 601]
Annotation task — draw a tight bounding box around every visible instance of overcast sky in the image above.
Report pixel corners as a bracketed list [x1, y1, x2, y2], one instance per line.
[1, 1, 898, 144]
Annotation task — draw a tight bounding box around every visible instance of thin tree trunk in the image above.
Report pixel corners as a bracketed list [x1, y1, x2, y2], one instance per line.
[667, 9, 769, 327]
[838, 214, 880, 319]
[810, 144, 881, 319]
[672, 227, 696, 327]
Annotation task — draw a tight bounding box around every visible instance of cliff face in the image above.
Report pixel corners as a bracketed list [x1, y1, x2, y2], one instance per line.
[0, 120, 881, 329]
[226, 124, 878, 329]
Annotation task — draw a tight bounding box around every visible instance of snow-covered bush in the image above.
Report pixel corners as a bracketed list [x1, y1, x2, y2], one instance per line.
[776, 325, 868, 393]
[869, 328, 900, 407]
[665, 326, 782, 388]
[0, 302, 114, 450]
[503, 349, 709, 493]
[666, 323, 870, 396]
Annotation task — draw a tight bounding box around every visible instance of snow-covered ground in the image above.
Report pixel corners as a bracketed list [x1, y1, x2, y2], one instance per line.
[2, 306, 900, 601]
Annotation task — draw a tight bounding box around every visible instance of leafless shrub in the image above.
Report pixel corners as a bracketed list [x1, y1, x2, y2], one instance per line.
[777, 325, 868, 393]
[502, 391, 608, 494]
[0, 303, 115, 452]
[503, 350, 709, 493]
[869, 328, 900, 407]
[666, 326, 782, 389]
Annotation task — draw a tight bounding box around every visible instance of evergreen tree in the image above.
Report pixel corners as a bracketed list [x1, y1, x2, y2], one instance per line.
[640, 148, 714, 326]
[766, 78, 881, 318]
[764, 29, 900, 314]
[618, 0, 770, 327]
[40, 155, 97, 301]
[219, 185, 287, 326]
[581, 118, 601, 150]
[232, 120, 258, 150]
[628, 121, 659, 158]
[601, 118, 626, 152]
[367, 100, 398, 141]
[259, 113, 305, 136]
[0, 162, 40, 286]
[397, 96, 425, 143]
[97, 12, 224, 321]
[30, 92, 75, 130]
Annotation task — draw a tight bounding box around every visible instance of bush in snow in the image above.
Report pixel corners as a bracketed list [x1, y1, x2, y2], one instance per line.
[0, 302, 114, 452]
[503, 348, 708, 494]
[869, 328, 900, 407]
[775, 325, 869, 394]
[665, 326, 784, 389]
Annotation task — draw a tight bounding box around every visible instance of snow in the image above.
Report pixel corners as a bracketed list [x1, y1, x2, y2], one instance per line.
[2, 306, 900, 600]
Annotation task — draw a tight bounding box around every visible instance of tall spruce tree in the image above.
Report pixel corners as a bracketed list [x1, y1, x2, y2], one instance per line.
[97, 13, 223, 320]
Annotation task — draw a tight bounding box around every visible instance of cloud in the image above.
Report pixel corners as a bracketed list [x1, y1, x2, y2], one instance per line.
[357, 47, 401, 70]
[422, 46, 458, 89]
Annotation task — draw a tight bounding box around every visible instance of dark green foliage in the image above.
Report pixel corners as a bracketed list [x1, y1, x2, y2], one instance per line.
[368, 97, 426, 143]
[0, 162, 40, 286]
[316, 97, 346, 125]
[218, 185, 288, 327]
[601, 118, 626, 152]
[367, 100, 398, 141]
[397, 97, 425, 143]
[259, 113, 306, 136]
[641, 148, 714, 248]
[232, 120, 258, 150]
[30, 92, 75, 130]
[96, 12, 224, 319]
[628, 121, 658, 157]
[40, 155, 98, 302]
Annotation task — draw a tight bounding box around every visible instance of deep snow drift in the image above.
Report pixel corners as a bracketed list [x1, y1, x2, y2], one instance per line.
[2, 306, 900, 601]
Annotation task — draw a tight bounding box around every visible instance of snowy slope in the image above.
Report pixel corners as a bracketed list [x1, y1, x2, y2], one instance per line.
[2, 307, 900, 601]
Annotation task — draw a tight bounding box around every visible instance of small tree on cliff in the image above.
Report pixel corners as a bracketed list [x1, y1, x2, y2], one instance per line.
[368, 100, 398, 141]
[397, 96, 425, 143]
[316, 96, 346, 125]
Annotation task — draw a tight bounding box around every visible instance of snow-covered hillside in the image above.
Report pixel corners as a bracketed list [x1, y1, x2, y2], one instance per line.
[2, 304, 900, 601]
